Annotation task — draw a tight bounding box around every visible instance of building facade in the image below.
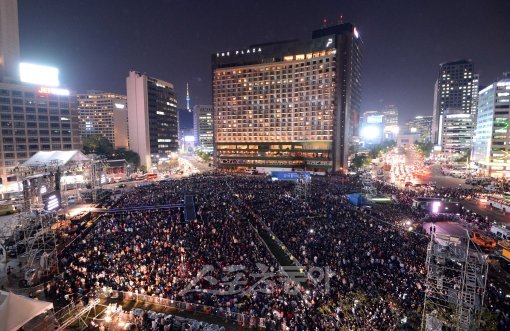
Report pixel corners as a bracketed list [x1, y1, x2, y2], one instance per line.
[360, 110, 384, 146]
[193, 105, 213, 152]
[212, 23, 362, 173]
[382, 104, 399, 141]
[179, 127, 195, 152]
[126, 71, 178, 169]
[0, 0, 20, 80]
[472, 74, 510, 177]
[406, 115, 433, 143]
[77, 92, 128, 149]
[397, 133, 420, 148]
[0, 82, 81, 195]
[439, 109, 474, 154]
[432, 60, 477, 149]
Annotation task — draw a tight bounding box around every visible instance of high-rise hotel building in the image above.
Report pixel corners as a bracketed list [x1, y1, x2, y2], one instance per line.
[432, 59, 478, 152]
[77, 92, 128, 149]
[212, 23, 362, 173]
[126, 71, 178, 169]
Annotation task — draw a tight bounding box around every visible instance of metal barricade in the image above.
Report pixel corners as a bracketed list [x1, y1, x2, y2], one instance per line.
[105, 289, 267, 329]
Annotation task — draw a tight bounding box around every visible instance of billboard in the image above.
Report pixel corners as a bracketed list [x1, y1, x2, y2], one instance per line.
[366, 115, 383, 124]
[270, 171, 311, 182]
[42, 191, 61, 211]
[19, 63, 60, 87]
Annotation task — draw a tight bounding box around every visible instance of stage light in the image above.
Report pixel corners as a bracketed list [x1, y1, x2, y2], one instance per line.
[432, 201, 441, 213]
[361, 126, 380, 140]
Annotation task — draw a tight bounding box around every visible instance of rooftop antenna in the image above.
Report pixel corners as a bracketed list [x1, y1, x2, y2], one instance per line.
[322, 17, 327, 28]
[338, 14, 344, 24]
[186, 82, 191, 112]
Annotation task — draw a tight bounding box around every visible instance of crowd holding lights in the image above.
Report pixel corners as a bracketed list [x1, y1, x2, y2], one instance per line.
[45, 173, 510, 329]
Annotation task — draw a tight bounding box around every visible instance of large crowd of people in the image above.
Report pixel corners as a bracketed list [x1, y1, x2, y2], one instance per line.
[240, 175, 428, 329]
[52, 173, 509, 330]
[59, 177, 309, 329]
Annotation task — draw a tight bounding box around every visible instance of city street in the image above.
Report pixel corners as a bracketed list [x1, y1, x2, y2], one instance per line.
[398, 148, 471, 189]
[178, 153, 213, 174]
[393, 149, 510, 226]
[375, 146, 510, 230]
[461, 199, 510, 227]
[428, 165, 471, 189]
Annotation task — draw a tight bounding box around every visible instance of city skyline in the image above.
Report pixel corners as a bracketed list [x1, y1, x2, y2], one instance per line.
[17, 0, 510, 124]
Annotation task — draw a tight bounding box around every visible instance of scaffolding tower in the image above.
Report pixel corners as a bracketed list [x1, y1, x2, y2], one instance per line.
[90, 158, 109, 203]
[16, 210, 59, 286]
[421, 232, 489, 331]
[295, 172, 311, 200]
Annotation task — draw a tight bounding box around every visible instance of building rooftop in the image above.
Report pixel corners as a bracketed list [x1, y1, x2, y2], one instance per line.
[22, 150, 89, 167]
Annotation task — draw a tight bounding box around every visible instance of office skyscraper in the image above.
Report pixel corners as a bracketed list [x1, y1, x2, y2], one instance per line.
[193, 105, 213, 152]
[126, 71, 178, 169]
[212, 23, 362, 173]
[0, 0, 20, 81]
[472, 73, 510, 177]
[440, 109, 474, 154]
[405, 115, 433, 143]
[432, 59, 477, 149]
[77, 92, 128, 149]
[382, 105, 399, 141]
[0, 83, 81, 195]
[0, 0, 83, 197]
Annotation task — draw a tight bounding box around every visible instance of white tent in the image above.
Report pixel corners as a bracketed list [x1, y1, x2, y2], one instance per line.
[22, 150, 89, 167]
[0, 291, 53, 331]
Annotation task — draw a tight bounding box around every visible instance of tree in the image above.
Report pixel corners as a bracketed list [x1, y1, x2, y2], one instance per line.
[350, 153, 369, 171]
[82, 135, 114, 156]
[82, 136, 142, 169]
[367, 140, 395, 160]
[348, 143, 361, 155]
[415, 142, 433, 156]
[455, 151, 469, 163]
[196, 151, 211, 162]
[111, 148, 141, 168]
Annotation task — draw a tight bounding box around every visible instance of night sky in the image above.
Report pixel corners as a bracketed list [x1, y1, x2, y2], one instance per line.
[18, 0, 510, 125]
